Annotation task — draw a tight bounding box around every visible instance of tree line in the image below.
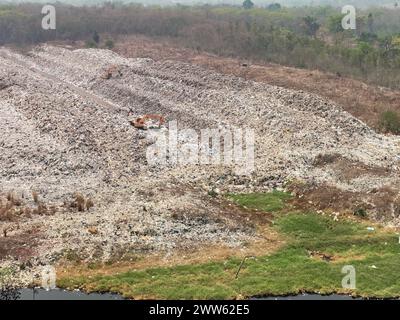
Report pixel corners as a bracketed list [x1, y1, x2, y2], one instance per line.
[1, 3, 400, 89]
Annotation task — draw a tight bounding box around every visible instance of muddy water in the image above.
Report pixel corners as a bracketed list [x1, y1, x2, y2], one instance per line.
[5, 289, 360, 300]
[13, 288, 124, 300]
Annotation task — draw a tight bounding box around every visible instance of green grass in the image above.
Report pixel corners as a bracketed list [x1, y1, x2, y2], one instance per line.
[58, 192, 400, 299]
[380, 110, 400, 134]
[228, 190, 292, 212]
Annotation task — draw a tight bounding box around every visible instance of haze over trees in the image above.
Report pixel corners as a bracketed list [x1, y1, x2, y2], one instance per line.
[0, 2, 400, 92]
[0, 0, 397, 8]
[242, 0, 254, 10]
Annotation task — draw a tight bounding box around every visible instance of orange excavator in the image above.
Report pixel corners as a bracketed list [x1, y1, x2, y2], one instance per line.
[130, 114, 165, 130]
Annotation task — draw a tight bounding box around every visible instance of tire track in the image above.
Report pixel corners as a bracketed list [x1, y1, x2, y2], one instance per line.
[0, 49, 130, 115]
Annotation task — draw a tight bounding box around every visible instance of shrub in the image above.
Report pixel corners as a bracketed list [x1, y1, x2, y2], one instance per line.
[208, 188, 218, 198]
[379, 110, 400, 134]
[24, 207, 32, 218]
[37, 202, 48, 215]
[32, 191, 39, 204]
[85, 40, 97, 48]
[74, 193, 86, 212]
[105, 39, 114, 49]
[6, 192, 13, 203]
[267, 3, 281, 11]
[93, 31, 100, 44]
[86, 198, 94, 211]
[353, 207, 367, 218]
[70, 193, 93, 212]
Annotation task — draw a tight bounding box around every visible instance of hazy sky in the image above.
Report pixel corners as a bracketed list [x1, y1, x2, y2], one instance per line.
[0, 0, 397, 8]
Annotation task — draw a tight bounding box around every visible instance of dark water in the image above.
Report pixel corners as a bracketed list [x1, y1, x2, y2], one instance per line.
[254, 293, 360, 300]
[2, 288, 361, 300]
[7, 288, 124, 300]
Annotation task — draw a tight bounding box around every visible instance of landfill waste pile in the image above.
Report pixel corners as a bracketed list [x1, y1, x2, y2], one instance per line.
[0, 45, 399, 281]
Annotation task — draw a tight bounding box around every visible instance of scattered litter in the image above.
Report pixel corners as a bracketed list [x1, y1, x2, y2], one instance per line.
[130, 114, 165, 130]
[308, 250, 333, 262]
[88, 227, 98, 235]
[101, 65, 122, 80]
[332, 212, 339, 221]
[1, 44, 400, 275]
[367, 227, 375, 231]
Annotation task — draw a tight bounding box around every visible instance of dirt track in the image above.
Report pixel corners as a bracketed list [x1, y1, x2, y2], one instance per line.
[1, 44, 400, 274]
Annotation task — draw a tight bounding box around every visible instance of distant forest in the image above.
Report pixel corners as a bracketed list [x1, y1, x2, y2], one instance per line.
[1, 3, 400, 88]
[0, 0, 398, 8]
